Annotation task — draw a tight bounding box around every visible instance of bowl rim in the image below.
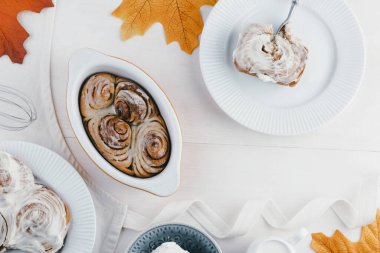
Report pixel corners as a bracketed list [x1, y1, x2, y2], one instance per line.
[66, 48, 182, 197]
[126, 223, 223, 253]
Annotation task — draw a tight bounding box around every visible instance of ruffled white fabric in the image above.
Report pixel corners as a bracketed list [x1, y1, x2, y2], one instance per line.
[124, 178, 378, 239]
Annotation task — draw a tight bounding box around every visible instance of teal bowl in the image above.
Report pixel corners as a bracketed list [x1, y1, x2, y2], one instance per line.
[128, 224, 221, 253]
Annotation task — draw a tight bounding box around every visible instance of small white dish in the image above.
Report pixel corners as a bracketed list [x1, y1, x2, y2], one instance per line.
[67, 48, 182, 197]
[0, 141, 96, 253]
[200, 0, 365, 135]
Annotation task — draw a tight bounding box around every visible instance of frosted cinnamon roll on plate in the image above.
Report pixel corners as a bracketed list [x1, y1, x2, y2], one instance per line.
[0, 150, 72, 253]
[80, 72, 171, 179]
[3, 186, 70, 253]
[233, 23, 308, 87]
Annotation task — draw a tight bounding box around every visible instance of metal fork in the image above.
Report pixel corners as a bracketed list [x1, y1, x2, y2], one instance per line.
[274, 0, 300, 36]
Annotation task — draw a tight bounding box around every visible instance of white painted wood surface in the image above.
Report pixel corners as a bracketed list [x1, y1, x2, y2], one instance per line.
[50, 0, 380, 252]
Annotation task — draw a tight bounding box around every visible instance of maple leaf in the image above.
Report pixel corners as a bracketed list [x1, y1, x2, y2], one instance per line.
[112, 0, 217, 54]
[0, 0, 54, 64]
[311, 209, 380, 253]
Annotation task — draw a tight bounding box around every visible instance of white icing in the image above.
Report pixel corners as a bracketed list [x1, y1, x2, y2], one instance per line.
[80, 73, 115, 118]
[233, 23, 308, 86]
[0, 153, 70, 252]
[4, 186, 69, 253]
[0, 152, 34, 208]
[152, 242, 189, 253]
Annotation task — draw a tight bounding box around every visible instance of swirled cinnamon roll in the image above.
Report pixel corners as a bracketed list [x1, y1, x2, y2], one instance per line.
[87, 115, 134, 175]
[4, 186, 70, 253]
[0, 152, 34, 207]
[233, 24, 308, 86]
[114, 78, 157, 125]
[132, 116, 170, 178]
[80, 73, 116, 118]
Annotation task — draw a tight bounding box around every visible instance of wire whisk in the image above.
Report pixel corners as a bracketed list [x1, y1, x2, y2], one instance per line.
[0, 84, 37, 131]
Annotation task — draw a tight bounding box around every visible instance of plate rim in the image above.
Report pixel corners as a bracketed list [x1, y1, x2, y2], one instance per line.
[200, 0, 366, 136]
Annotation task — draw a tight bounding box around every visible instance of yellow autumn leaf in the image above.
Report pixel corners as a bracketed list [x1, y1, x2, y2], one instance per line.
[112, 0, 217, 54]
[311, 210, 380, 253]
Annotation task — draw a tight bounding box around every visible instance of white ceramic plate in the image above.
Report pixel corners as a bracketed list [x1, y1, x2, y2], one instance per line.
[200, 0, 365, 135]
[0, 141, 96, 253]
[67, 49, 182, 197]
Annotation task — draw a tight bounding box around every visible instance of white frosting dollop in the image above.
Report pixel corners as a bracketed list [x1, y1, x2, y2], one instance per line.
[152, 242, 189, 253]
[0, 152, 34, 208]
[233, 23, 308, 86]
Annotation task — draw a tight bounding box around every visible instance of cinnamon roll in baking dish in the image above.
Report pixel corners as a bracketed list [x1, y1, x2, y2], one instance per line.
[80, 73, 115, 118]
[133, 116, 170, 178]
[115, 78, 158, 125]
[233, 23, 308, 87]
[80, 73, 171, 178]
[87, 115, 134, 175]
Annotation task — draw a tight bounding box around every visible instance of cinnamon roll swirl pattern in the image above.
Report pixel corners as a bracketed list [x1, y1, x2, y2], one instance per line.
[133, 117, 170, 178]
[80, 73, 115, 118]
[0, 152, 34, 207]
[87, 115, 134, 175]
[4, 186, 70, 253]
[80, 73, 171, 178]
[115, 78, 158, 125]
[233, 24, 308, 87]
[0, 153, 70, 253]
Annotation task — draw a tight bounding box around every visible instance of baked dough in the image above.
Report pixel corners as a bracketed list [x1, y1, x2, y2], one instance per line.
[233, 24, 308, 86]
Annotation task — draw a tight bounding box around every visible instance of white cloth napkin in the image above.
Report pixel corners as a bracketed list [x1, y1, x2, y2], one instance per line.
[124, 177, 379, 238]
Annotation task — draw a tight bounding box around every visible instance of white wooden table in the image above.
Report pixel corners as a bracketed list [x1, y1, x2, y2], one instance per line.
[50, 0, 380, 252]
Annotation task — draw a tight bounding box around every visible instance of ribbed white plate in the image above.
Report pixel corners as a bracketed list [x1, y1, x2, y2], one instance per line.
[200, 0, 365, 135]
[0, 141, 96, 253]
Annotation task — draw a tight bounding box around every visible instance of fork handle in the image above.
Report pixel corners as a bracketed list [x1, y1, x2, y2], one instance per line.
[275, 0, 300, 35]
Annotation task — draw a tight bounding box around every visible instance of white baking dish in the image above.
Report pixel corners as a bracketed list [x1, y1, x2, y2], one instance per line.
[66, 48, 182, 196]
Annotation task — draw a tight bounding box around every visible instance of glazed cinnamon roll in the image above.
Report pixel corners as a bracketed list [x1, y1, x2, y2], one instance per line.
[80, 73, 116, 118]
[132, 116, 170, 178]
[114, 78, 157, 125]
[0, 152, 34, 207]
[233, 24, 308, 86]
[4, 186, 70, 253]
[87, 115, 134, 175]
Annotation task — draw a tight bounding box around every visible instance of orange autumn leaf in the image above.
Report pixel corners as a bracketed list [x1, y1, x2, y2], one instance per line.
[0, 0, 54, 64]
[311, 209, 380, 253]
[112, 0, 217, 54]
